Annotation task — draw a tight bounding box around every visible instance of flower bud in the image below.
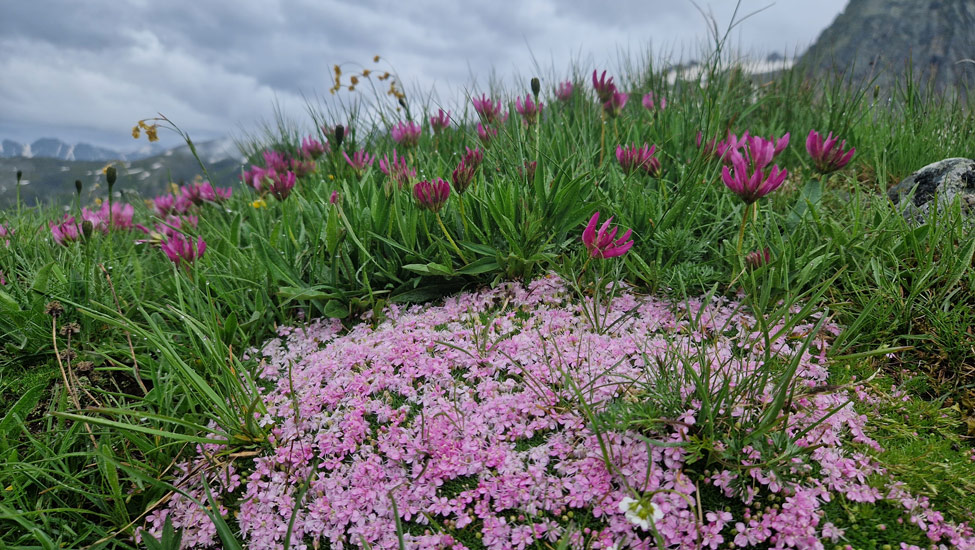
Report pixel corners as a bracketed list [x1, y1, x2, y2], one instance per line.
[16, 170, 22, 182]
[105, 166, 117, 187]
[75, 179, 83, 194]
[531, 77, 541, 99]
[334, 125, 345, 148]
[81, 220, 94, 240]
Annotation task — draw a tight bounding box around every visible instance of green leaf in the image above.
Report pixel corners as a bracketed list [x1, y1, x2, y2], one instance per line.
[455, 257, 499, 275]
[323, 299, 350, 319]
[30, 261, 66, 295]
[277, 286, 336, 302]
[0, 383, 44, 441]
[403, 262, 455, 277]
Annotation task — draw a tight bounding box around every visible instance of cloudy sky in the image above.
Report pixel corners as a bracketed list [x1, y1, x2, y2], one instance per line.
[0, 0, 848, 152]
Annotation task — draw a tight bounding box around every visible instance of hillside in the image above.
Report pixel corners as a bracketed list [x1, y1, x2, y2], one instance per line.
[800, 0, 975, 100]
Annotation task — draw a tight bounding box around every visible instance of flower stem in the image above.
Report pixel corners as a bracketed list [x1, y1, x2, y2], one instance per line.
[457, 194, 469, 237]
[435, 212, 468, 264]
[736, 202, 752, 255]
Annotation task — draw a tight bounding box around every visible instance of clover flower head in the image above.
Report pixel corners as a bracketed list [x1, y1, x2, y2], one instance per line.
[806, 129, 855, 174]
[413, 178, 450, 213]
[391, 121, 422, 147]
[582, 212, 633, 259]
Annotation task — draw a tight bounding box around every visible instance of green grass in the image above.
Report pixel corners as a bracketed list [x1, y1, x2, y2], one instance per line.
[1, 29, 974, 548]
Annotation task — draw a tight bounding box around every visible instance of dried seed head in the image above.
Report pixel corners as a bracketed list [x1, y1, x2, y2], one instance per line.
[45, 300, 65, 317]
[58, 349, 77, 362]
[76, 361, 94, 375]
[59, 321, 81, 336]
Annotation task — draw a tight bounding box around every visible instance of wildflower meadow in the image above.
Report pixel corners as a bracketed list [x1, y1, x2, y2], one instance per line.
[1, 38, 975, 550]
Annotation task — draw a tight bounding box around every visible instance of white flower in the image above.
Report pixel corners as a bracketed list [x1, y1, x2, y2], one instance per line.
[618, 496, 663, 531]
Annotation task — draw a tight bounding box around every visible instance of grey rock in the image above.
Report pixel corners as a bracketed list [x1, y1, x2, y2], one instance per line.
[887, 158, 975, 224]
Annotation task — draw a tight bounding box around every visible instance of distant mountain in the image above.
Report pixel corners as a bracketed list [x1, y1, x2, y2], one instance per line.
[0, 137, 233, 163]
[0, 138, 247, 209]
[799, 0, 975, 100]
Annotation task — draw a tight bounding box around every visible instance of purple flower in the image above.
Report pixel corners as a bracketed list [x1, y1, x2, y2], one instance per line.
[592, 70, 617, 103]
[390, 121, 422, 148]
[49, 215, 81, 246]
[269, 171, 296, 200]
[81, 202, 135, 233]
[451, 160, 477, 194]
[462, 146, 484, 169]
[429, 109, 451, 133]
[745, 247, 771, 268]
[721, 137, 789, 204]
[193, 181, 232, 203]
[476, 123, 497, 145]
[378, 150, 416, 190]
[1, 222, 13, 247]
[472, 94, 507, 124]
[806, 129, 855, 174]
[641, 91, 667, 112]
[603, 91, 628, 118]
[616, 144, 661, 176]
[160, 233, 206, 268]
[413, 178, 450, 213]
[582, 212, 634, 259]
[555, 80, 574, 102]
[329, 191, 339, 204]
[343, 149, 374, 172]
[301, 136, 329, 160]
[514, 94, 543, 126]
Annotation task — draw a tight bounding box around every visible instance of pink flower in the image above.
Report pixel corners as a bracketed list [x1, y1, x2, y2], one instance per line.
[462, 146, 484, 169]
[160, 233, 206, 268]
[745, 247, 771, 268]
[49, 215, 81, 245]
[615, 144, 661, 176]
[329, 191, 339, 204]
[592, 70, 617, 103]
[429, 109, 451, 133]
[476, 122, 497, 145]
[378, 150, 416, 190]
[413, 178, 450, 213]
[343, 149, 374, 172]
[641, 92, 666, 112]
[268, 171, 296, 200]
[390, 121, 422, 148]
[451, 160, 477, 194]
[603, 91, 628, 118]
[0, 222, 13, 247]
[555, 80, 574, 102]
[193, 181, 232, 203]
[806, 129, 855, 173]
[472, 93, 507, 124]
[582, 212, 634, 259]
[514, 94, 544, 126]
[721, 136, 789, 204]
[301, 136, 329, 160]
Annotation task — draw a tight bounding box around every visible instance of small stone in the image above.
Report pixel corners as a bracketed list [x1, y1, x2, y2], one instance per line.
[887, 157, 975, 225]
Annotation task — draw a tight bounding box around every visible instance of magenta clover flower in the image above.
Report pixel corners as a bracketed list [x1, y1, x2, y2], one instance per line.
[592, 69, 617, 103]
[343, 149, 375, 172]
[378, 150, 416, 190]
[413, 178, 450, 213]
[514, 94, 543, 126]
[806, 129, 855, 174]
[0, 222, 11, 247]
[49, 215, 81, 246]
[555, 80, 574, 102]
[616, 144, 661, 176]
[472, 94, 506, 125]
[81, 202, 135, 233]
[390, 121, 422, 148]
[160, 233, 206, 268]
[603, 91, 628, 118]
[641, 91, 667, 112]
[582, 212, 634, 259]
[429, 109, 451, 133]
[301, 136, 329, 160]
[476, 123, 497, 145]
[720, 136, 789, 205]
[451, 161, 476, 194]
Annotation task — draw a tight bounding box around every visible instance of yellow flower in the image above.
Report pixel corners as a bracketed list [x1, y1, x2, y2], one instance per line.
[373, 55, 380, 63]
[361, 69, 371, 77]
[94, 197, 103, 206]
[251, 198, 267, 209]
[350, 75, 359, 85]
[348, 86, 356, 92]
[132, 125, 141, 139]
[101, 163, 115, 175]
[328, 174, 334, 180]
[146, 125, 159, 142]
[333, 64, 341, 76]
